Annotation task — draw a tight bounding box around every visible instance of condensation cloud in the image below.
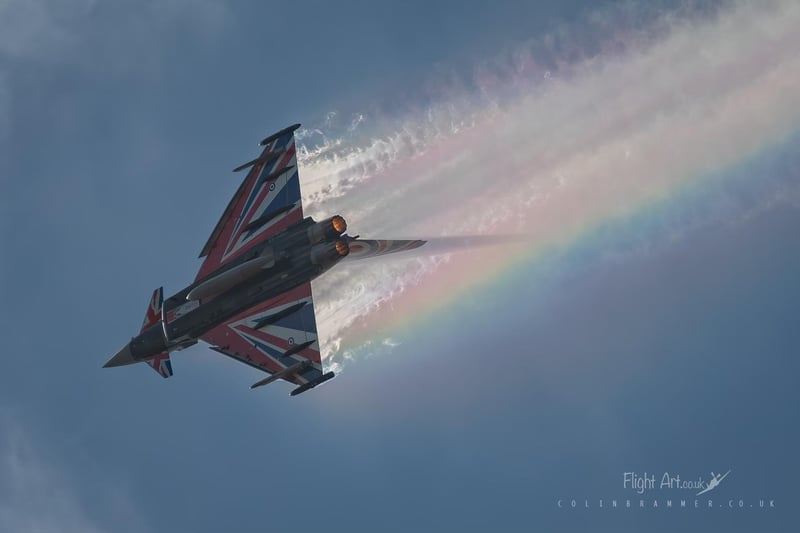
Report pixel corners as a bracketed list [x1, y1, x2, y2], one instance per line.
[296, 1, 800, 372]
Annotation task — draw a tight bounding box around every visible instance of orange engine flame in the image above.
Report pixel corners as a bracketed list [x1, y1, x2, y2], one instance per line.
[331, 215, 347, 235]
[335, 239, 350, 257]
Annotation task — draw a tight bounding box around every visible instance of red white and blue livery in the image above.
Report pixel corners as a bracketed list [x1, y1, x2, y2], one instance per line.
[103, 124, 428, 395]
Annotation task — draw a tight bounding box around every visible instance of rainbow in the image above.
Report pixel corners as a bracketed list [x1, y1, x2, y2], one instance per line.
[296, 1, 800, 369]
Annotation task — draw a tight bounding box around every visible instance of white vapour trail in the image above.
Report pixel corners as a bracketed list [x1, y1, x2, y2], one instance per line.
[298, 2, 800, 371]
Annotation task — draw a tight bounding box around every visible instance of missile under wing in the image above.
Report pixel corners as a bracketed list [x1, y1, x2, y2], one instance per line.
[103, 121, 523, 395]
[192, 125, 327, 390]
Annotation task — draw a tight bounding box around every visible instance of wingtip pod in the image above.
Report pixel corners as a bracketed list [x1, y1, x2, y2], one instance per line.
[290, 371, 335, 396]
[259, 123, 301, 146]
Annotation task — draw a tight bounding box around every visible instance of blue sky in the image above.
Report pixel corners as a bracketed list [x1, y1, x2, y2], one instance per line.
[1, 1, 799, 532]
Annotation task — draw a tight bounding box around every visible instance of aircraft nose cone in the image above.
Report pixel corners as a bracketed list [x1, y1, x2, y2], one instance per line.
[103, 341, 135, 368]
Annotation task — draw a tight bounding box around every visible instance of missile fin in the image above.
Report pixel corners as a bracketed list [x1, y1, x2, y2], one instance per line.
[259, 123, 301, 146]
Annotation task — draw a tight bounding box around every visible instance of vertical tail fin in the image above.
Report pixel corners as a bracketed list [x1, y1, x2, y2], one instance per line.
[140, 287, 174, 378]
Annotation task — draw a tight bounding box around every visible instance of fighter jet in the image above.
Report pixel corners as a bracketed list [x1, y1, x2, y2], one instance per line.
[103, 124, 481, 395]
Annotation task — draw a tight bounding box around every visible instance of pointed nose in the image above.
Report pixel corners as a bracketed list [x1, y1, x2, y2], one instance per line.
[103, 341, 136, 368]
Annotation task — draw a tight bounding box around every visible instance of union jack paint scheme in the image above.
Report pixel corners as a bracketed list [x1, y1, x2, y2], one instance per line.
[137, 287, 174, 378]
[140, 287, 164, 332]
[102, 123, 442, 396]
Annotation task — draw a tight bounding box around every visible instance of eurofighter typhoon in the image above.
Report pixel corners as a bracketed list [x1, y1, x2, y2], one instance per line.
[103, 124, 435, 396]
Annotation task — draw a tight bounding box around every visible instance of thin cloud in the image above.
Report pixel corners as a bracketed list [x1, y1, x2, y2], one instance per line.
[0, 413, 146, 533]
[0, 0, 231, 147]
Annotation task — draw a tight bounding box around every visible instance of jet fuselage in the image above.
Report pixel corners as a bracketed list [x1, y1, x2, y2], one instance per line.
[109, 216, 348, 366]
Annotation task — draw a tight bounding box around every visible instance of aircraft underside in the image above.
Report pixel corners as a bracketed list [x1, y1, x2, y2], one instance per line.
[104, 124, 427, 395]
